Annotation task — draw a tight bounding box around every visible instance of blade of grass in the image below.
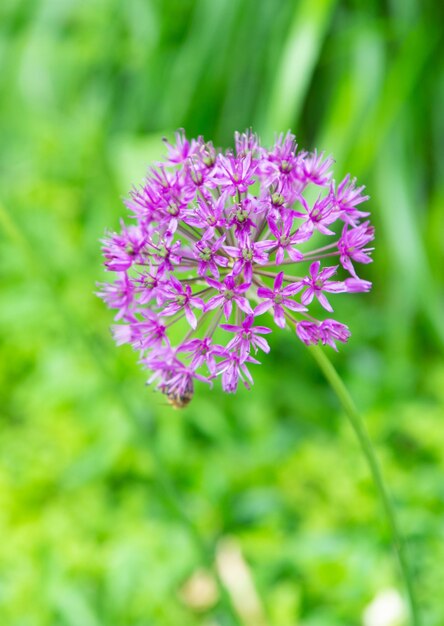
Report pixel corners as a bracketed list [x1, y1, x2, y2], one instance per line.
[159, 0, 238, 129]
[375, 128, 444, 353]
[260, 0, 337, 140]
[317, 21, 385, 166]
[345, 25, 439, 175]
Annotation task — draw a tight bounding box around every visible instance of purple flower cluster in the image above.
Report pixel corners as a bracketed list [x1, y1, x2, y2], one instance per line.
[98, 130, 374, 404]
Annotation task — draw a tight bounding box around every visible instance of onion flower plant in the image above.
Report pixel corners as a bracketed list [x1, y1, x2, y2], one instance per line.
[98, 130, 419, 626]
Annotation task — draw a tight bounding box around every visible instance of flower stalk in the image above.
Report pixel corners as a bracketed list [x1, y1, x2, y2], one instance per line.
[308, 344, 419, 626]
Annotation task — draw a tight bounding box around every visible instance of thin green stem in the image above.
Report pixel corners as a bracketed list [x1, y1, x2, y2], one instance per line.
[177, 224, 200, 244]
[180, 275, 209, 283]
[303, 241, 339, 255]
[308, 344, 419, 626]
[258, 258, 302, 269]
[165, 312, 186, 328]
[254, 269, 303, 282]
[302, 250, 340, 261]
[182, 309, 212, 343]
[205, 308, 224, 339]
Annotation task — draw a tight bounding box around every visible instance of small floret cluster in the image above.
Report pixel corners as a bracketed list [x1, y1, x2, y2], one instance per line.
[98, 130, 374, 404]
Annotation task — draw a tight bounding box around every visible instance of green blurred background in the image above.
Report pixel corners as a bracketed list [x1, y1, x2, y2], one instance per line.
[1, 0, 443, 624]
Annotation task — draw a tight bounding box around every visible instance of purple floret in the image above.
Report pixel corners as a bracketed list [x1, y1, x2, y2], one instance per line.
[98, 130, 374, 402]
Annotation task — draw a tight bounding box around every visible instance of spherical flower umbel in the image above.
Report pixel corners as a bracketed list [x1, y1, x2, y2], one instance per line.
[98, 130, 374, 405]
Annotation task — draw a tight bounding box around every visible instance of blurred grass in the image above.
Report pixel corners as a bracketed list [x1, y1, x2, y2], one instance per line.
[1, 0, 444, 625]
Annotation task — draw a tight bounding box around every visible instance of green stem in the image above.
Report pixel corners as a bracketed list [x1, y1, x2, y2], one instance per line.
[308, 344, 419, 626]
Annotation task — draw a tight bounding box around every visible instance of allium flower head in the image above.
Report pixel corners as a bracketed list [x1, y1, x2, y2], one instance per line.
[98, 130, 374, 404]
